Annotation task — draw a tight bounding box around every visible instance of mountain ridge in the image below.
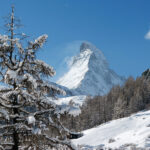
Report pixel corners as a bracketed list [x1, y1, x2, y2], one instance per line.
[57, 42, 125, 96]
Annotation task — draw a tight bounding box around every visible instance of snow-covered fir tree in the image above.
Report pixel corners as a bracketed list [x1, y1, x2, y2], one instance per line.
[0, 6, 76, 150]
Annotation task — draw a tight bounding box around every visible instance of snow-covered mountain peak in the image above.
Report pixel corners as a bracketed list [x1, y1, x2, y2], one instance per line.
[57, 42, 125, 96]
[80, 42, 97, 52]
[79, 42, 106, 63]
[57, 46, 92, 90]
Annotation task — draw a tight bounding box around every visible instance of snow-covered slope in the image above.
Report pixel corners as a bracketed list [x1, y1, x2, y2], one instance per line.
[54, 95, 86, 116]
[57, 42, 125, 96]
[73, 110, 150, 149]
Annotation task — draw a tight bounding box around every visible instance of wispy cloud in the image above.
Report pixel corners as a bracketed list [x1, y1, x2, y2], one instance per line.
[144, 30, 150, 40]
[63, 41, 82, 67]
[52, 41, 83, 82]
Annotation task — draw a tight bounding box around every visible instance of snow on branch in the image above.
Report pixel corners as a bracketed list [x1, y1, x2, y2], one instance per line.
[23, 73, 37, 89]
[0, 109, 9, 120]
[0, 145, 4, 150]
[27, 115, 35, 125]
[5, 68, 38, 89]
[0, 35, 8, 45]
[0, 124, 15, 130]
[20, 89, 35, 98]
[0, 87, 12, 93]
[40, 82, 66, 96]
[16, 41, 24, 54]
[1, 90, 19, 99]
[30, 34, 48, 50]
[4, 69, 17, 84]
[0, 35, 11, 53]
[34, 60, 55, 76]
[0, 98, 24, 109]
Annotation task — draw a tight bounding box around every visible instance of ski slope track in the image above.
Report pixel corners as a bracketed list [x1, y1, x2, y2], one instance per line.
[73, 110, 150, 150]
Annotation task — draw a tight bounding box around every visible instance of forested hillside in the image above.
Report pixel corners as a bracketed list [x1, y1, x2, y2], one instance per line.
[62, 71, 150, 132]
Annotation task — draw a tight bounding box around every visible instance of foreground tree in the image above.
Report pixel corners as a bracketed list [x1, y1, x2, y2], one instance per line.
[0, 6, 75, 150]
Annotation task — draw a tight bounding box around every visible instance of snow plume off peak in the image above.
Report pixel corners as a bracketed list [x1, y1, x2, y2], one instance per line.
[57, 42, 125, 96]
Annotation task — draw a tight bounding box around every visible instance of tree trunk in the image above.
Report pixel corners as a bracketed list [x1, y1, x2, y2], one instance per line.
[12, 130, 19, 150]
[12, 94, 19, 150]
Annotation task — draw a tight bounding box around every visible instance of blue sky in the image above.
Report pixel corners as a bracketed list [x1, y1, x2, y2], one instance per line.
[0, 0, 150, 80]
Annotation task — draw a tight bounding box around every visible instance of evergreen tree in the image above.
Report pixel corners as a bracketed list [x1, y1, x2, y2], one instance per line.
[0, 6, 75, 150]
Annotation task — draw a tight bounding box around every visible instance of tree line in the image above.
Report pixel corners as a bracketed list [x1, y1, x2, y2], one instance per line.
[62, 74, 150, 132]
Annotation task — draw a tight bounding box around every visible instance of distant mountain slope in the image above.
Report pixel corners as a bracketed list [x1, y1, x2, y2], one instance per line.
[57, 42, 125, 96]
[72, 110, 150, 149]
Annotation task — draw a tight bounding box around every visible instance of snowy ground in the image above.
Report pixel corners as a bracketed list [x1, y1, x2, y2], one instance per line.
[54, 95, 87, 116]
[56, 95, 86, 106]
[72, 110, 150, 150]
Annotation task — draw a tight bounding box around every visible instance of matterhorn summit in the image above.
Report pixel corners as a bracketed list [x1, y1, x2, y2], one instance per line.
[57, 42, 125, 96]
